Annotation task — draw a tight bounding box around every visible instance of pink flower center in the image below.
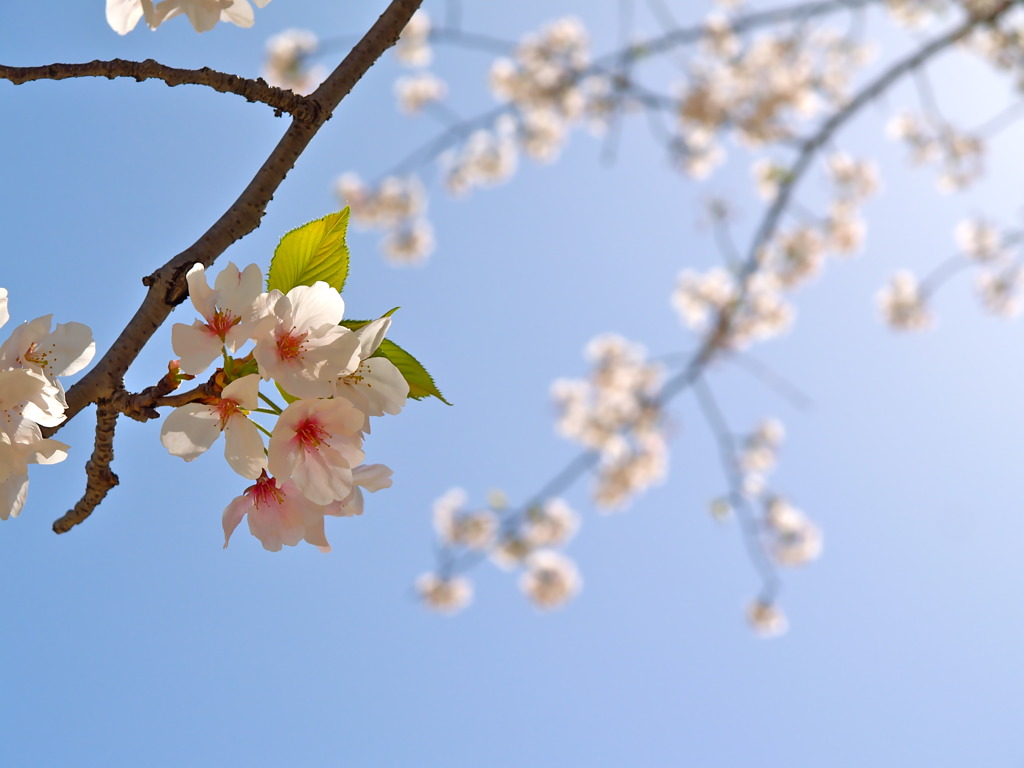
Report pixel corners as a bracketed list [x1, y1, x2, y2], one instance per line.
[275, 327, 308, 362]
[213, 398, 241, 429]
[207, 309, 240, 340]
[22, 342, 50, 370]
[294, 417, 329, 452]
[250, 474, 285, 509]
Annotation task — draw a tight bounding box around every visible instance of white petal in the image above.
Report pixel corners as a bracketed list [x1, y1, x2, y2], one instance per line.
[220, 0, 255, 28]
[286, 283, 345, 331]
[28, 438, 70, 466]
[353, 464, 394, 493]
[44, 322, 96, 377]
[0, 288, 8, 330]
[221, 374, 261, 409]
[223, 416, 267, 480]
[172, 321, 223, 376]
[186, 263, 216, 320]
[160, 404, 221, 461]
[354, 316, 392, 359]
[106, 0, 144, 34]
[0, 474, 28, 520]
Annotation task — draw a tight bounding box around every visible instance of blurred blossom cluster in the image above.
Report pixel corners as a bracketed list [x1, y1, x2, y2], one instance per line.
[418, 491, 582, 614]
[263, 29, 324, 95]
[0, 290, 95, 520]
[673, 268, 794, 349]
[887, 112, 985, 192]
[674, 17, 875, 178]
[335, 174, 435, 265]
[552, 335, 667, 511]
[162, 263, 408, 552]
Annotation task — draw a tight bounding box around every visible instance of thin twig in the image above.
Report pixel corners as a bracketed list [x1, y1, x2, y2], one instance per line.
[0, 59, 320, 120]
[52, 403, 119, 534]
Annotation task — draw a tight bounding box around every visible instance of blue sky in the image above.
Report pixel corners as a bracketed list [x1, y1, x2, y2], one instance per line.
[3, 1, 1024, 766]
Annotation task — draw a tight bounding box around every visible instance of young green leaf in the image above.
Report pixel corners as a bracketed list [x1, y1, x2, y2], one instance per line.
[372, 338, 450, 405]
[266, 208, 351, 294]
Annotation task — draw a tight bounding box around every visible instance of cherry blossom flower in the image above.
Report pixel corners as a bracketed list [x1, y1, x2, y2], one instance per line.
[160, 374, 266, 479]
[432, 488, 499, 550]
[333, 317, 410, 427]
[520, 550, 582, 609]
[251, 282, 362, 399]
[107, 0, 272, 34]
[747, 600, 788, 637]
[267, 398, 365, 505]
[0, 315, 95, 391]
[416, 573, 473, 614]
[0, 417, 69, 520]
[172, 262, 263, 376]
[222, 471, 334, 552]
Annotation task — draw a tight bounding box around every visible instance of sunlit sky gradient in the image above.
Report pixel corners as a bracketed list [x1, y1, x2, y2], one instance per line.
[3, 1, 1024, 765]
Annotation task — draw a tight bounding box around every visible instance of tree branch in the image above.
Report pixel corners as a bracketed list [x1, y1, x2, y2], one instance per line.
[52, 403, 119, 534]
[42, 0, 424, 532]
[0, 59, 320, 120]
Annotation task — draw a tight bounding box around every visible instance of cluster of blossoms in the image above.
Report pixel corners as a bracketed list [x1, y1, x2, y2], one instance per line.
[884, 0, 950, 27]
[263, 29, 324, 95]
[763, 497, 823, 567]
[161, 262, 408, 551]
[418, 489, 582, 614]
[879, 219, 1024, 330]
[552, 335, 667, 511]
[438, 17, 615, 198]
[672, 267, 794, 349]
[335, 174, 435, 265]
[674, 19, 874, 178]
[887, 112, 985, 192]
[755, 152, 879, 288]
[106, 0, 271, 34]
[0, 290, 95, 520]
[956, 220, 1024, 318]
[877, 270, 932, 331]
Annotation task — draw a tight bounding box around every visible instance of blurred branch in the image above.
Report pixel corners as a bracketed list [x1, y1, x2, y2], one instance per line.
[0, 59, 321, 120]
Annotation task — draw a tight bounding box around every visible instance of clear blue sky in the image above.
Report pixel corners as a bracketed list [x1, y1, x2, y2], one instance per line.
[3, 2, 1024, 766]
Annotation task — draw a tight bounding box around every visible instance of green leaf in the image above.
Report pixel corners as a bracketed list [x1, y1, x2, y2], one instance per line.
[267, 208, 350, 294]
[373, 338, 451, 404]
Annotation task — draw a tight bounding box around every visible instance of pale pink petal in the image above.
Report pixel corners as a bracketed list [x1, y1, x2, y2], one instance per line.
[286, 283, 346, 331]
[27, 438, 69, 466]
[42, 322, 95, 377]
[220, 0, 255, 28]
[248, 493, 304, 551]
[220, 374, 261, 410]
[172, 321, 224, 376]
[0, 474, 28, 520]
[222, 493, 250, 547]
[223, 416, 267, 479]
[215, 262, 264, 320]
[186, 264, 216, 320]
[354, 316, 392, 359]
[106, 0, 144, 34]
[160, 404, 221, 461]
[353, 464, 394, 493]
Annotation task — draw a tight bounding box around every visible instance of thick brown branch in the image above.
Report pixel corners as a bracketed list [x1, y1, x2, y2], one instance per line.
[0, 59, 320, 120]
[52, 403, 119, 534]
[44, 0, 423, 531]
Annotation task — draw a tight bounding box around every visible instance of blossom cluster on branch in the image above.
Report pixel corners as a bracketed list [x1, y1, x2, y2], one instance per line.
[0, 290, 95, 519]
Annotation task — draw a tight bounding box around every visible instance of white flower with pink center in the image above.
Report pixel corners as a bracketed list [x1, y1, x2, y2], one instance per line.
[251, 282, 362, 399]
[0, 315, 95, 388]
[222, 471, 334, 552]
[268, 398, 365, 505]
[172, 263, 263, 376]
[333, 317, 410, 428]
[160, 374, 266, 479]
